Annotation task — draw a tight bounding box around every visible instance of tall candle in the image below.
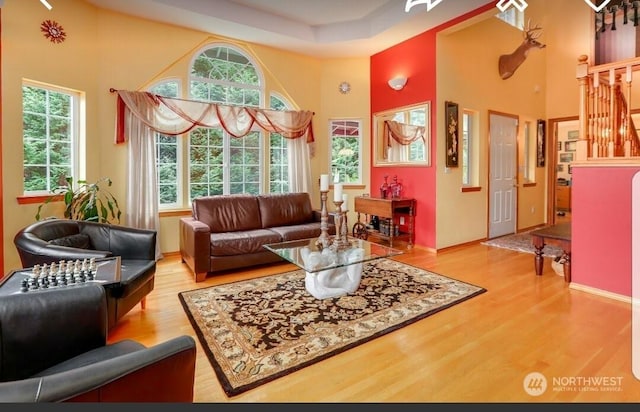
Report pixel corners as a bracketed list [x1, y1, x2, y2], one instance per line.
[341, 194, 348, 211]
[320, 174, 329, 191]
[334, 183, 343, 202]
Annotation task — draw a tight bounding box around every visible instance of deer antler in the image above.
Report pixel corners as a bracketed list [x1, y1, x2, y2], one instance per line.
[523, 19, 543, 40]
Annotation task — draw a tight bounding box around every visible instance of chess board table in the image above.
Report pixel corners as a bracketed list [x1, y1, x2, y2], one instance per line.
[0, 257, 122, 296]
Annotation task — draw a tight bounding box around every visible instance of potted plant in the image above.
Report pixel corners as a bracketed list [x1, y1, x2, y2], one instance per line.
[35, 176, 122, 224]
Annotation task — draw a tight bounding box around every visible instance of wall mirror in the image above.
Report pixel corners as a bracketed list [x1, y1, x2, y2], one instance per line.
[373, 101, 431, 167]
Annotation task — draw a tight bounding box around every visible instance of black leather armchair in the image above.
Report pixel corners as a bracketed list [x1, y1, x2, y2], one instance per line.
[13, 219, 157, 329]
[0, 284, 196, 402]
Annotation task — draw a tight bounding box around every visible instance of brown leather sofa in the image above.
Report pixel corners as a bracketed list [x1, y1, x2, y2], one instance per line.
[179, 192, 335, 282]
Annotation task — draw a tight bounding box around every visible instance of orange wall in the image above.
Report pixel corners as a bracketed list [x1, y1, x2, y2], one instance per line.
[370, 2, 494, 249]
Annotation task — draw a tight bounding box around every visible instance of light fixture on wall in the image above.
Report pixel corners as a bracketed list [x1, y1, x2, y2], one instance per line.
[388, 76, 408, 91]
[40, 0, 53, 10]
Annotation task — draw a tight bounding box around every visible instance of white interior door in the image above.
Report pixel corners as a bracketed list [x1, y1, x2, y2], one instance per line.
[489, 113, 518, 239]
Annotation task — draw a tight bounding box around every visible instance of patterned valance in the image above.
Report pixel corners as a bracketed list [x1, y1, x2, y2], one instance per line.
[114, 90, 314, 144]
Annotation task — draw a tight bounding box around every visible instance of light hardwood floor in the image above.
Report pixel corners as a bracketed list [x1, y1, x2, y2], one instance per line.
[107, 241, 639, 402]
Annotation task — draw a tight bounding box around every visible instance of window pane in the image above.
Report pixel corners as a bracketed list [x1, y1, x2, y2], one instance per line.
[150, 80, 181, 208]
[268, 94, 290, 193]
[462, 112, 470, 185]
[330, 119, 361, 184]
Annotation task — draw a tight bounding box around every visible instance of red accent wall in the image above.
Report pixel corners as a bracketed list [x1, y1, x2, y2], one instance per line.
[370, 2, 494, 249]
[572, 166, 640, 297]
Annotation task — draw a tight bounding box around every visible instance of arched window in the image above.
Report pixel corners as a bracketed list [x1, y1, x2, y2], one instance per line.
[148, 44, 298, 209]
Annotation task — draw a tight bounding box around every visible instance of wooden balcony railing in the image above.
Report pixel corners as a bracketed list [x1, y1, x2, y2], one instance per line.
[576, 55, 640, 161]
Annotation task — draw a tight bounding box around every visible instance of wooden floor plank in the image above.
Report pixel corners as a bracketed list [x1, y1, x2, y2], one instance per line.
[107, 241, 640, 402]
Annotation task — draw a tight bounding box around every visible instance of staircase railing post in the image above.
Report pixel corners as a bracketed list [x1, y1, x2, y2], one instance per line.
[576, 55, 590, 161]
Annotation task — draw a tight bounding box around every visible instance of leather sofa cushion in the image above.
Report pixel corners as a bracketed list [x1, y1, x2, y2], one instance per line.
[258, 193, 313, 228]
[49, 233, 91, 249]
[106, 259, 156, 298]
[210, 229, 282, 256]
[268, 223, 323, 241]
[192, 195, 261, 233]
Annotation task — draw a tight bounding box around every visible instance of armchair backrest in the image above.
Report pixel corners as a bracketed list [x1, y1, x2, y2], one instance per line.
[0, 284, 108, 381]
[14, 219, 158, 268]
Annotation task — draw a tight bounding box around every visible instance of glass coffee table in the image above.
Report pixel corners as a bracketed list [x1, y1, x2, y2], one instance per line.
[264, 236, 403, 299]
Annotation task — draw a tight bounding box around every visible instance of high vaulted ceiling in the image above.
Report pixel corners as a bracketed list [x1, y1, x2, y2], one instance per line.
[83, 0, 493, 58]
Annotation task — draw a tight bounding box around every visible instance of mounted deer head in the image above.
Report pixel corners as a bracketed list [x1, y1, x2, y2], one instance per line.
[498, 20, 546, 80]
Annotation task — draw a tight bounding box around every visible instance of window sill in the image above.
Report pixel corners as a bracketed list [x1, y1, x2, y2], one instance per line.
[17, 194, 60, 205]
[461, 186, 481, 193]
[523, 182, 537, 188]
[159, 209, 191, 218]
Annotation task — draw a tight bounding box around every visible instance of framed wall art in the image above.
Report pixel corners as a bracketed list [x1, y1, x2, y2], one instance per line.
[564, 141, 577, 152]
[445, 101, 459, 167]
[567, 130, 579, 140]
[559, 152, 574, 163]
[536, 119, 546, 167]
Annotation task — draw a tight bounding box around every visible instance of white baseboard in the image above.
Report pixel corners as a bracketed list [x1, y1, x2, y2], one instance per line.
[569, 282, 631, 304]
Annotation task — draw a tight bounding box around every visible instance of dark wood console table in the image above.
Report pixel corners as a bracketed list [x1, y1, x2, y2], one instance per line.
[530, 223, 571, 283]
[353, 196, 416, 248]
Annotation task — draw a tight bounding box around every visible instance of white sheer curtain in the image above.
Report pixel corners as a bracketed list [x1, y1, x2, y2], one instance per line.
[287, 137, 312, 193]
[124, 109, 163, 261]
[114, 90, 315, 253]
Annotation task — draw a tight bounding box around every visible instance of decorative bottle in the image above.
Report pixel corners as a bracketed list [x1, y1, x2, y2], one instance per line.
[391, 175, 403, 198]
[380, 175, 389, 199]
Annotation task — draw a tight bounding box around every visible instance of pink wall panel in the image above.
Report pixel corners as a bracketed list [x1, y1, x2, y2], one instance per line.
[572, 166, 639, 297]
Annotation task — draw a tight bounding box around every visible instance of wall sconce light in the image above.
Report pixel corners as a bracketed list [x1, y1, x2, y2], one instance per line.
[388, 77, 408, 91]
[40, 0, 53, 10]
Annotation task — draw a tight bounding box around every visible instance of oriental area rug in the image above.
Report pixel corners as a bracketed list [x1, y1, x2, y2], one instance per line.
[481, 230, 564, 258]
[178, 258, 486, 397]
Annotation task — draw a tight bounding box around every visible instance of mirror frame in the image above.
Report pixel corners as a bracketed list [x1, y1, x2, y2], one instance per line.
[372, 101, 431, 167]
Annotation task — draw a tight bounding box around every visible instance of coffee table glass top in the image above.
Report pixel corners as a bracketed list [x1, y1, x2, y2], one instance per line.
[263, 236, 403, 273]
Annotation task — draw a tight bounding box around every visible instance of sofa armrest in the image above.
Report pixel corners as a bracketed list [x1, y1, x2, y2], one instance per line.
[0, 336, 197, 402]
[0, 285, 108, 381]
[179, 217, 211, 282]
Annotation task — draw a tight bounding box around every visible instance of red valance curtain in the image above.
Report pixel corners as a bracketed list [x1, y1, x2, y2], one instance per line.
[382, 120, 426, 159]
[115, 90, 314, 144]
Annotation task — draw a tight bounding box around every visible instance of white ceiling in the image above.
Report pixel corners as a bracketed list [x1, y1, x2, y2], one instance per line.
[82, 0, 493, 58]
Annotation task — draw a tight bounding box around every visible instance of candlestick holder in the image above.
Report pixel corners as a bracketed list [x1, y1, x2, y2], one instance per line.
[314, 190, 331, 250]
[331, 200, 351, 251]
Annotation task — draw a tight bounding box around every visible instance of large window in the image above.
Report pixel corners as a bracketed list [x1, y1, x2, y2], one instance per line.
[22, 81, 81, 194]
[330, 119, 362, 184]
[188, 44, 263, 199]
